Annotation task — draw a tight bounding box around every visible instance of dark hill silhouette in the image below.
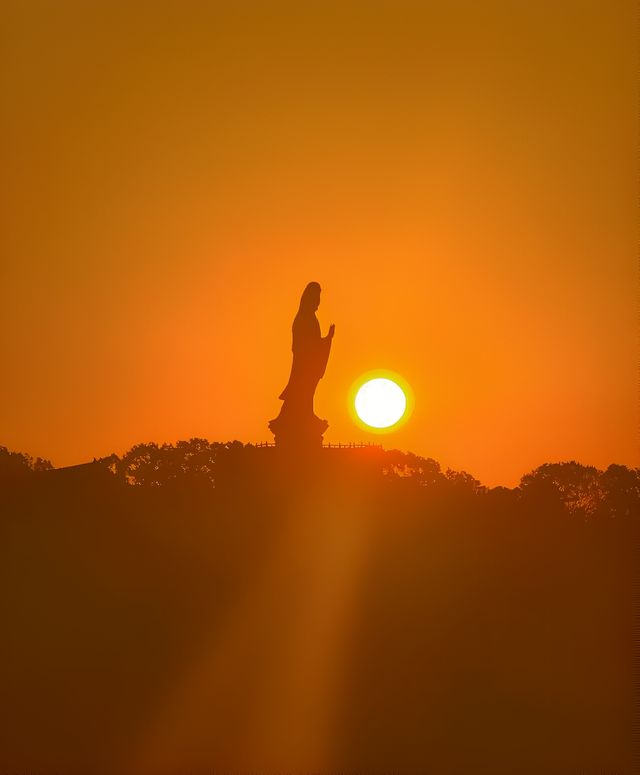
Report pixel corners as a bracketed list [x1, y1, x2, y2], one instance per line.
[5, 439, 634, 520]
[0, 441, 636, 773]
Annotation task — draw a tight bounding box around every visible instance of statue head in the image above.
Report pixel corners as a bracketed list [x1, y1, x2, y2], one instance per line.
[299, 281, 321, 312]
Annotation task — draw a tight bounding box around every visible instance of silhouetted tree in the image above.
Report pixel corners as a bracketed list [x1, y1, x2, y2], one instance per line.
[0, 446, 53, 482]
[116, 442, 177, 487]
[112, 439, 250, 488]
[95, 453, 120, 476]
[32, 457, 54, 471]
[174, 438, 221, 485]
[520, 461, 602, 517]
[382, 450, 447, 487]
[597, 464, 640, 518]
[444, 467, 486, 495]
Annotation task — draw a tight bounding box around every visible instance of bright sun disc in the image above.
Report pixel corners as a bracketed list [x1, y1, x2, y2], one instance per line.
[354, 377, 407, 429]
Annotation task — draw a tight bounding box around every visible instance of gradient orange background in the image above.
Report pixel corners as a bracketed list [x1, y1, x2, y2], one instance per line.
[1, 1, 636, 486]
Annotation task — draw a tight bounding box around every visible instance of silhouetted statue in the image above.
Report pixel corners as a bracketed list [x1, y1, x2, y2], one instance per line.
[268, 282, 335, 449]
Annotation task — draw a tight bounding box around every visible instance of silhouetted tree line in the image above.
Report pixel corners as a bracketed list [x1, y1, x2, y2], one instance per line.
[0, 439, 635, 773]
[0, 446, 53, 480]
[1, 441, 637, 519]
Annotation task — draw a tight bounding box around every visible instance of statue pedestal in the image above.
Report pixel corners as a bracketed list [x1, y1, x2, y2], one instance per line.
[268, 412, 328, 451]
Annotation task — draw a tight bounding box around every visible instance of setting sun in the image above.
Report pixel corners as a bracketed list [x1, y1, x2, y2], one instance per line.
[354, 376, 408, 431]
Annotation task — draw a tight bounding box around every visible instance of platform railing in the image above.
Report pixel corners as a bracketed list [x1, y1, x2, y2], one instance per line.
[254, 441, 382, 449]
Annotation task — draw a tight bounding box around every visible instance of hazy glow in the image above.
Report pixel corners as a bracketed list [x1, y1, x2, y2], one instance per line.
[0, 2, 635, 486]
[355, 378, 407, 429]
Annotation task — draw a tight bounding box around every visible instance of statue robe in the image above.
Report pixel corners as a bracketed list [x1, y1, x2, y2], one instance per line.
[278, 308, 331, 408]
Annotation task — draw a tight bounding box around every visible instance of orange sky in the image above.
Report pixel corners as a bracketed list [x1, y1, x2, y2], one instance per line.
[1, 1, 637, 486]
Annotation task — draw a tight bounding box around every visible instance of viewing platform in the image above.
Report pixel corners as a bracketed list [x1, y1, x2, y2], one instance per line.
[254, 441, 382, 450]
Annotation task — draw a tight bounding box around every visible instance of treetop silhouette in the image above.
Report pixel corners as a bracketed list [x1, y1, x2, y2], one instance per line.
[3, 441, 637, 520]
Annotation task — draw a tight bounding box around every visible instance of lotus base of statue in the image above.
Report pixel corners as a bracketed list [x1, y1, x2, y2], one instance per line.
[268, 411, 328, 450]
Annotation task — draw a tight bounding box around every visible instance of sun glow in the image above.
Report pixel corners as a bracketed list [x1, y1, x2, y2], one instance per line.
[353, 376, 409, 431]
